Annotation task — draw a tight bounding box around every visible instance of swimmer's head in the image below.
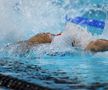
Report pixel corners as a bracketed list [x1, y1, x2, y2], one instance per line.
[63, 22, 93, 48]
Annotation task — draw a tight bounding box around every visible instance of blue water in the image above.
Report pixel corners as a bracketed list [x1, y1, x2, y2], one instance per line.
[0, 0, 108, 90]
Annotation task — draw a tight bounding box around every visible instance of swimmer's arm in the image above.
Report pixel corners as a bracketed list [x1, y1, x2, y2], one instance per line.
[27, 33, 53, 46]
[16, 33, 53, 52]
[85, 39, 108, 52]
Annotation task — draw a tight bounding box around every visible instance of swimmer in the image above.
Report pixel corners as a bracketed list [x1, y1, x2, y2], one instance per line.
[25, 23, 108, 53]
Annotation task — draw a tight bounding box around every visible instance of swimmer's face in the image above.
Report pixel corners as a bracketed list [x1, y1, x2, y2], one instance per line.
[71, 39, 79, 47]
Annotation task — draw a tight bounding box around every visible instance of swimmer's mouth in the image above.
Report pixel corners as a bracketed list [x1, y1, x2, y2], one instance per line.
[72, 40, 75, 47]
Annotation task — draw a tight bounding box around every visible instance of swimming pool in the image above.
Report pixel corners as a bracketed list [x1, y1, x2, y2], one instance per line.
[0, 0, 108, 90]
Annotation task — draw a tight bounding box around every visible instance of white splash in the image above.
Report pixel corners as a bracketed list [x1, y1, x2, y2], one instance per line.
[51, 23, 94, 50]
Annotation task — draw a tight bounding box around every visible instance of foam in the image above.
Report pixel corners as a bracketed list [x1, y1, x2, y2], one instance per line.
[0, 0, 108, 57]
[51, 23, 95, 50]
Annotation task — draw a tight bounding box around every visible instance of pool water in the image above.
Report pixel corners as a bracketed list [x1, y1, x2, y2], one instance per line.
[0, 0, 108, 90]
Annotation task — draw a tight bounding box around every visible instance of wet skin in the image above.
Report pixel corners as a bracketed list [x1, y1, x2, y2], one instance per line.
[26, 33, 108, 53]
